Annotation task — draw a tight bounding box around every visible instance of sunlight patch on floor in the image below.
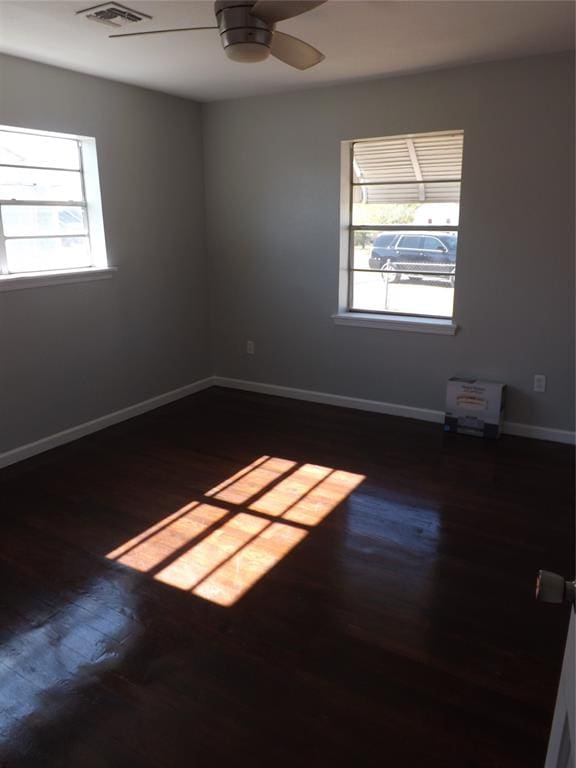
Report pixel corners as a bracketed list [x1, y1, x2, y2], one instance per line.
[155, 511, 269, 591]
[193, 522, 308, 607]
[249, 463, 333, 516]
[207, 456, 297, 505]
[108, 503, 228, 571]
[277, 469, 365, 526]
[106, 456, 365, 606]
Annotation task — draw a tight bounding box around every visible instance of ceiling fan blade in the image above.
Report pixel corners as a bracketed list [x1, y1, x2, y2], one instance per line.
[251, 1, 326, 24]
[109, 26, 217, 39]
[270, 31, 324, 69]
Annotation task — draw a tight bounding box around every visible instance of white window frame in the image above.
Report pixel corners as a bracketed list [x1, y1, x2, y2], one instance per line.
[0, 124, 114, 291]
[333, 131, 462, 335]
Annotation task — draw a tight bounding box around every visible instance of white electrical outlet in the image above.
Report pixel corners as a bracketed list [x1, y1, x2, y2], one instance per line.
[246, 340, 255, 355]
[533, 374, 546, 393]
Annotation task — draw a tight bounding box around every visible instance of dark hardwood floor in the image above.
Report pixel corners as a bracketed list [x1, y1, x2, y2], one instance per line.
[0, 387, 573, 767]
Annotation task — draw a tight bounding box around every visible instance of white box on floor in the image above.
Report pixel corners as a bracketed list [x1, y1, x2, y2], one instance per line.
[444, 377, 505, 439]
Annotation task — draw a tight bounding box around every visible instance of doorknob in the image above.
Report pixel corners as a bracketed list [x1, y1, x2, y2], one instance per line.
[536, 570, 575, 605]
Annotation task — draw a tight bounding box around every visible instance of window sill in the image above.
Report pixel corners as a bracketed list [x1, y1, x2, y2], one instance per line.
[332, 312, 458, 335]
[0, 267, 116, 292]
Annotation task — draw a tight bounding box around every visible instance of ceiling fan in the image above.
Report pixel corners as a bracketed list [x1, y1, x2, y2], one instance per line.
[109, 1, 327, 70]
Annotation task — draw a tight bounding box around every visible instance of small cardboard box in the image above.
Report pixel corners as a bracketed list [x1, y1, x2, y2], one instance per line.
[444, 378, 505, 439]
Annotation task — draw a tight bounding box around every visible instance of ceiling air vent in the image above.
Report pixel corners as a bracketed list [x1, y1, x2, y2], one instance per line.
[78, 2, 152, 28]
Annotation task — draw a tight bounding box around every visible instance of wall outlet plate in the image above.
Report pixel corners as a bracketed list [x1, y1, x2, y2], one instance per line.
[533, 374, 546, 393]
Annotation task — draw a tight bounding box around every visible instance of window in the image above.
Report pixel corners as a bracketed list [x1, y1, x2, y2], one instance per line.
[421, 236, 445, 251]
[343, 130, 463, 323]
[398, 235, 422, 250]
[0, 126, 108, 279]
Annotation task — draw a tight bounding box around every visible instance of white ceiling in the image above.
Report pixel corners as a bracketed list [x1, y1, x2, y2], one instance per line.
[0, 0, 573, 101]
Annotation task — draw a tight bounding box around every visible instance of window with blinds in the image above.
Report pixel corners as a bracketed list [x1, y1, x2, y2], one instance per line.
[0, 126, 107, 277]
[348, 130, 464, 319]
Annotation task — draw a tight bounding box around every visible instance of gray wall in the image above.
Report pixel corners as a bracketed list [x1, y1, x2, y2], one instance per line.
[203, 52, 575, 431]
[0, 54, 210, 452]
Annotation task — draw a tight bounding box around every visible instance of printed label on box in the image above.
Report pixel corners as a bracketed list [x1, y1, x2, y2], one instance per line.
[444, 378, 505, 439]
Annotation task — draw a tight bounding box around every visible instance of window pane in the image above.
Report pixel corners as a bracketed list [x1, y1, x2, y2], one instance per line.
[0, 167, 83, 202]
[0, 130, 80, 170]
[6, 237, 91, 273]
[352, 183, 460, 226]
[352, 229, 458, 272]
[399, 236, 421, 249]
[351, 270, 454, 318]
[353, 132, 463, 184]
[2, 205, 87, 237]
[421, 236, 445, 251]
[352, 229, 384, 270]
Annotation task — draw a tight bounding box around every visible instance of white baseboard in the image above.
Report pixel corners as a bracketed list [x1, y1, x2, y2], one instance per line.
[1, 374, 573, 471]
[213, 376, 576, 446]
[499, 421, 575, 445]
[213, 376, 443, 423]
[0, 377, 214, 470]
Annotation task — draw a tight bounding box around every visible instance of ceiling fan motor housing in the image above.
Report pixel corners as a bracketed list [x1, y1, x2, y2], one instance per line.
[215, 1, 273, 61]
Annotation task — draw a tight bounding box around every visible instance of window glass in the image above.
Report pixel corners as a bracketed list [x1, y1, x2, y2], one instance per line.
[351, 269, 454, 318]
[421, 236, 444, 251]
[352, 183, 460, 227]
[2, 205, 87, 237]
[0, 130, 80, 170]
[0, 126, 106, 276]
[347, 130, 463, 318]
[0, 167, 83, 202]
[439, 234, 458, 250]
[373, 233, 396, 248]
[6, 237, 91, 273]
[398, 236, 421, 249]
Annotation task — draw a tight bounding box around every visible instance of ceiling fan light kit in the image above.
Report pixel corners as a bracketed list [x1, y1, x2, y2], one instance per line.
[107, 0, 327, 70]
[224, 42, 270, 62]
[216, 2, 272, 63]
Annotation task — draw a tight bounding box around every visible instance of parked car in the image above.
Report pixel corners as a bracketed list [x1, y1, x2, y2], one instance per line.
[368, 232, 457, 284]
